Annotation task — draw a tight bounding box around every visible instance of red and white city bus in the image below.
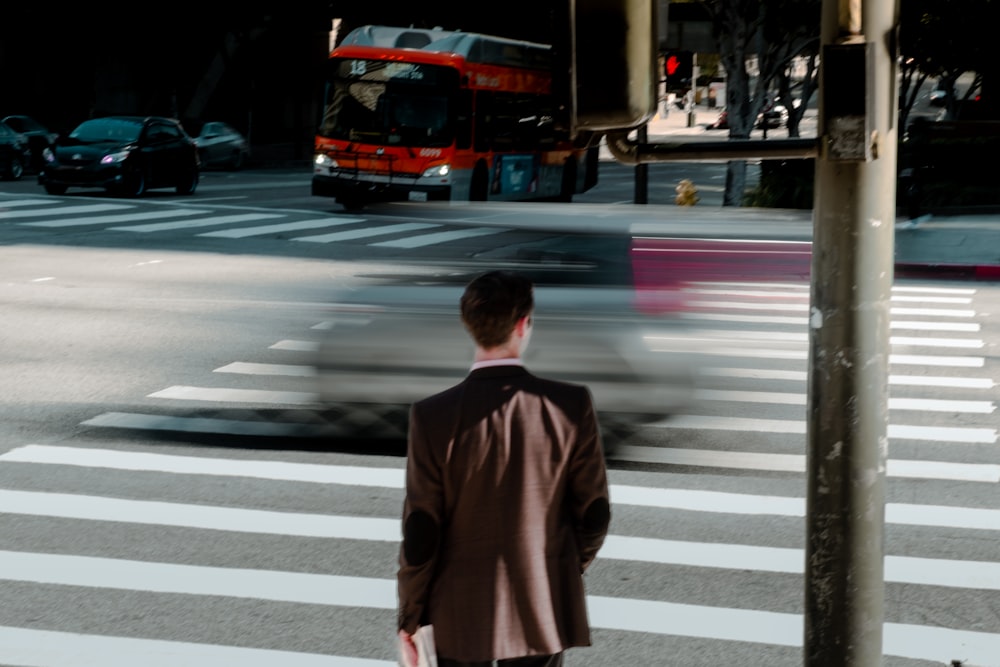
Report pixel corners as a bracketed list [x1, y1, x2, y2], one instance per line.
[312, 24, 598, 209]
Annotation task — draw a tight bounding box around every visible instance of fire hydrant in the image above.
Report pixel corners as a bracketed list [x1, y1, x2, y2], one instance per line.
[675, 179, 699, 206]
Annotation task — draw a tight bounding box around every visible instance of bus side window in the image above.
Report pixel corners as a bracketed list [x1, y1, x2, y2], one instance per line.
[455, 90, 473, 150]
[474, 91, 493, 153]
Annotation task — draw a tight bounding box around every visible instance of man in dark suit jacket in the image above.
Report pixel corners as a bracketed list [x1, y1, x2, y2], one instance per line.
[397, 270, 611, 667]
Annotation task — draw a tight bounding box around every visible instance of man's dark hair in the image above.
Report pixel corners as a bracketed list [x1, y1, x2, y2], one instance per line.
[460, 270, 534, 349]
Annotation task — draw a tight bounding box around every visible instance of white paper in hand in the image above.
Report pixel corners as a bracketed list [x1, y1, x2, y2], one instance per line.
[399, 625, 437, 667]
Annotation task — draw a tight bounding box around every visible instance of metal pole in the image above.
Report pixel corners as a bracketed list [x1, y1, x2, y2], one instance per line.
[804, 0, 898, 664]
[635, 125, 649, 203]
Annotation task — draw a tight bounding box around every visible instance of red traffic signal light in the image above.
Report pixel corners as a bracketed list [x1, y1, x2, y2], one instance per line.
[663, 50, 693, 83]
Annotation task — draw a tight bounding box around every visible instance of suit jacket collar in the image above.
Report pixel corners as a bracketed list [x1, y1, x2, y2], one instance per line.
[467, 365, 530, 380]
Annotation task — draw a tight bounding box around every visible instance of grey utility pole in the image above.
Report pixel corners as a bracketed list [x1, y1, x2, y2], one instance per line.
[805, 0, 899, 664]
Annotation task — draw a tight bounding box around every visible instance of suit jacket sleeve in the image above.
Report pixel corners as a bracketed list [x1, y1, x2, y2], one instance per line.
[569, 388, 611, 572]
[397, 400, 444, 633]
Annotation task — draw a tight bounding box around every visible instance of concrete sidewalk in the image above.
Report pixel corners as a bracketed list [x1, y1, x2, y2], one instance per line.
[602, 104, 1000, 280]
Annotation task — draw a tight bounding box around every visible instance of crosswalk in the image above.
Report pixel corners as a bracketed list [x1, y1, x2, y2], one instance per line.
[1, 279, 997, 665]
[0, 196, 512, 250]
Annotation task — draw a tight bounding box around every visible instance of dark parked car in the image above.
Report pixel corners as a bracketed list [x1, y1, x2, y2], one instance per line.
[192, 121, 250, 170]
[38, 116, 199, 197]
[2, 115, 58, 171]
[0, 122, 28, 180]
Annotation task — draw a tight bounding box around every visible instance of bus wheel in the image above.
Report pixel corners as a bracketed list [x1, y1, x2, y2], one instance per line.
[338, 196, 364, 211]
[470, 162, 489, 201]
[558, 159, 577, 202]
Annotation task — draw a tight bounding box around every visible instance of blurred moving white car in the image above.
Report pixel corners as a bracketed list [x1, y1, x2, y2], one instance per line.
[193, 121, 250, 170]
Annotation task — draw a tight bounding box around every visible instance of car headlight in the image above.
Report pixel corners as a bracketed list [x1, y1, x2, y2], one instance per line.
[421, 163, 450, 178]
[42, 147, 55, 163]
[315, 154, 338, 169]
[101, 150, 131, 165]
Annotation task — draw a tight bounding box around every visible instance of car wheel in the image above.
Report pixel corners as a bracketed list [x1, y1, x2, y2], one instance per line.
[2, 156, 24, 181]
[470, 161, 489, 201]
[117, 169, 146, 197]
[557, 158, 577, 202]
[175, 169, 199, 195]
[43, 182, 67, 195]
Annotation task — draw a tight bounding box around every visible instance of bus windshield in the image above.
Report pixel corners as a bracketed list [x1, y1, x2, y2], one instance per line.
[318, 58, 458, 148]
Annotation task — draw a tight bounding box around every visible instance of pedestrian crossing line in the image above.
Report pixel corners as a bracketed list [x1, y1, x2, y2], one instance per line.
[146, 385, 320, 405]
[685, 328, 984, 349]
[19, 208, 208, 227]
[891, 295, 973, 304]
[292, 222, 438, 243]
[0, 203, 133, 219]
[609, 445, 1000, 483]
[652, 414, 998, 444]
[0, 445, 405, 488]
[5, 488, 1000, 588]
[197, 217, 366, 239]
[271, 339, 321, 351]
[4, 446, 1000, 528]
[0, 626, 395, 667]
[893, 285, 977, 294]
[693, 389, 994, 414]
[109, 212, 286, 233]
[0, 198, 62, 208]
[214, 362, 317, 377]
[692, 346, 985, 367]
[699, 367, 996, 389]
[0, 550, 998, 664]
[689, 300, 977, 318]
[369, 226, 503, 248]
[892, 320, 981, 332]
[682, 311, 982, 332]
[81, 411, 327, 437]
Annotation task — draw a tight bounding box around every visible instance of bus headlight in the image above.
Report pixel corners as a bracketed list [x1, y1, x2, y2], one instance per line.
[315, 154, 338, 169]
[420, 163, 450, 179]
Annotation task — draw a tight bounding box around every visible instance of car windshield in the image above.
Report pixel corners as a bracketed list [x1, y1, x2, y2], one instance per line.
[69, 118, 143, 143]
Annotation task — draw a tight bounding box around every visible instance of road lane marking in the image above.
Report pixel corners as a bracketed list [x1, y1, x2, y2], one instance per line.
[369, 227, 502, 248]
[609, 445, 1000, 482]
[197, 217, 365, 238]
[0, 626, 394, 667]
[700, 367, 995, 389]
[0, 198, 62, 207]
[0, 203, 132, 219]
[214, 362, 317, 376]
[0, 552, 998, 664]
[80, 412, 327, 437]
[693, 389, 994, 413]
[651, 414, 997, 443]
[270, 339, 320, 352]
[292, 222, 437, 243]
[4, 446, 1000, 524]
[690, 347, 985, 366]
[109, 212, 285, 232]
[147, 385, 320, 405]
[19, 208, 207, 227]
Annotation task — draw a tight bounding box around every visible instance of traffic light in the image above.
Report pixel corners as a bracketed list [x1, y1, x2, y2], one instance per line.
[663, 50, 693, 88]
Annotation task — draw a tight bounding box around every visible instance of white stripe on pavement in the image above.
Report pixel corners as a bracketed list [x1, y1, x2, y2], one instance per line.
[81, 412, 324, 437]
[609, 445, 1000, 483]
[653, 414, 997, 443]
[693, 389, 994, 413]
[20, 208, 207, 227]
[292, 222, 437, 243]
[109, 213, 285, 232]
[369, 226, 502, 248]
[5, 446, 1000, 529]
[0, 552, 997, 665]
[147, 385, 320, 405]
[0, 203, 132, 219]
[0, 198, 61, 207]
[0, 626, 394, 667]
[271, 339, 320, 352]
[198, 217, 365, 238]
[701, 367, 994, 389]
[3, 489, 999, 589]
[214, 362, 317, 377]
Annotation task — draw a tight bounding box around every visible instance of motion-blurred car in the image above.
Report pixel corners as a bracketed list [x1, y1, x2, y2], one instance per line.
[2, 115, 58, 171]
[705, 101, 788, 131]
[312, 231, 701, 451]
[38, 116, 199, 197]
[0, 121, 29, 180]
[193, 121, 250, 170]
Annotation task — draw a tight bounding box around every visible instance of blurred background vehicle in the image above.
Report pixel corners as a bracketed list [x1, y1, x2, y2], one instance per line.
[0, 121, 29, 180]
[38, 115, 200, 197]
[2, 115, 59, 171]
[705, 99, 789, 131]
[191, 121, 250, 170]
[311, 230, 702, 452]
